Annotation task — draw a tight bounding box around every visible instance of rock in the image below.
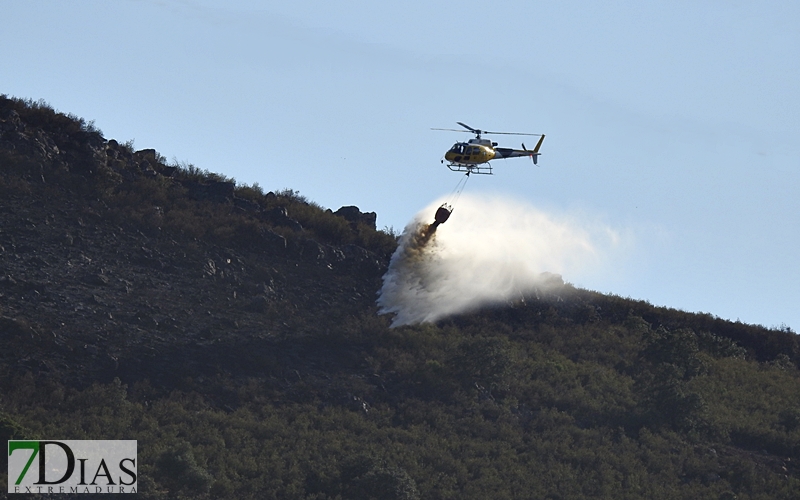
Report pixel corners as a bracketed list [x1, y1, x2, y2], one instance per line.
[206, 180, 235, 200]
[264, 207, 302, 232]
[203, 259, 217, 277]
[258, 228, 287, 252]
[335, 206, 377, 229]
[132, 149, 158, 162]
[233, 197, 261, 213]
[298, 239, 326, 262]
[341, 244, 381, 270]
[0, 109, 24, 135]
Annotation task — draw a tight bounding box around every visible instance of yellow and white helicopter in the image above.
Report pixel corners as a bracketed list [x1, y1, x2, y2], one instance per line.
[433, 122, 545, 175]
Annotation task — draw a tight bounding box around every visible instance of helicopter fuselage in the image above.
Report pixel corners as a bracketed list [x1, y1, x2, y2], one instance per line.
[444, 138, 496, 165]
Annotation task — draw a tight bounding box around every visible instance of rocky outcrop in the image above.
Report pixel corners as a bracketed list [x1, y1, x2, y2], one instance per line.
[0, 102, 106, 174]
[335, 206, 377, 230]
[264, 206, 303, 232]
[0, 109, 59, 161]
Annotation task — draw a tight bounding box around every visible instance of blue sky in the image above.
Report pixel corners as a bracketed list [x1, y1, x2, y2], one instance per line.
[3, 0, 799, 330]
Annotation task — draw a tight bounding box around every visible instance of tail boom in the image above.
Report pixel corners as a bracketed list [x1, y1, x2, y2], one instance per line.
[493, 134, 545, 165]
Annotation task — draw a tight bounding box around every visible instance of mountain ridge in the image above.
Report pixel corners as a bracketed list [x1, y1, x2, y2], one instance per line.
[1, 95, 798, 499]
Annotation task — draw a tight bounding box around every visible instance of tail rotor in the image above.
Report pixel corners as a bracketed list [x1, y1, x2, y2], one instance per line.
[522, 142, 539, 166]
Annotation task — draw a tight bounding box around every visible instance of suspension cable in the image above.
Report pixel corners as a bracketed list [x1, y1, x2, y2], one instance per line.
[447, 172, 470, 208]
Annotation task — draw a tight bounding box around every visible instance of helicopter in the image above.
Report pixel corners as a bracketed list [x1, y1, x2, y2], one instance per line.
[433, 122, 545, 175]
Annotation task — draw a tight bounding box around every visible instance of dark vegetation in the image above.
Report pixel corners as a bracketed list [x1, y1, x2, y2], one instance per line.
[0, 95, 798, 499]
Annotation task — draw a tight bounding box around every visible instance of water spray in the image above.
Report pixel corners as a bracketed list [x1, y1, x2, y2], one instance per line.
[378, 194, 625, 327]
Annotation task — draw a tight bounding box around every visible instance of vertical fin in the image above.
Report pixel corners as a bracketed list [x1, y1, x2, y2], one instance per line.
[532, 135, 545, 165]
[532, 134, 545, 153]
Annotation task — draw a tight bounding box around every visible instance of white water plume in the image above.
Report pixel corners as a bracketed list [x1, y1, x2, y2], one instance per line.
[377, 194, 626, 326]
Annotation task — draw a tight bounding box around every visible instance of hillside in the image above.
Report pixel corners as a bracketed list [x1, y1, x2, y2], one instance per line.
[1, 95, 799, 499]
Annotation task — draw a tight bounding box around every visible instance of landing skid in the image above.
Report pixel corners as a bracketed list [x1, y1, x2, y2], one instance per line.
[445, 163, 493, 175]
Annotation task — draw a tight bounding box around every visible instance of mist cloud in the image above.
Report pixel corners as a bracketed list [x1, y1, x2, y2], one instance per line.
[377, 194, 625, 326]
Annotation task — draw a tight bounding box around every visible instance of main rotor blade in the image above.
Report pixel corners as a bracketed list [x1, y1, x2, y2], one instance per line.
[481, 130, 543, 136]
[456, 122, 477, 132]
[432, 125, 544, 137]
[458, 122, 542, 136]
